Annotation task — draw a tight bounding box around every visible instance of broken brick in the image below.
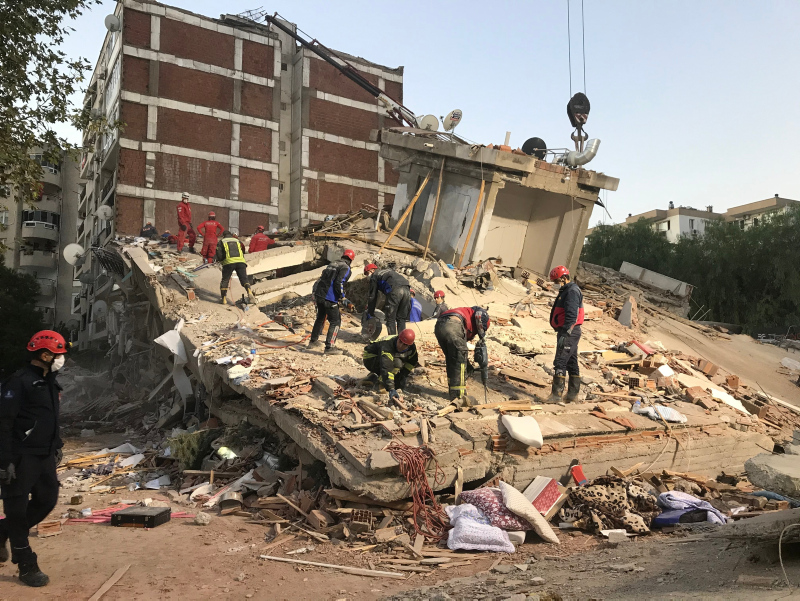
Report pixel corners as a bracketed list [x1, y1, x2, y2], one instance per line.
[685, 386, 709, 402]
[725, 375, 740, 389]
[696, 359, 719, 377]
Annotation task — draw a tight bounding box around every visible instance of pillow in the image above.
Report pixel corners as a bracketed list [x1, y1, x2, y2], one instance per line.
[501, 415, 543, 448]
[499, 481, 560, 544]
[458, 488, 532, 531]
[445, 504, 515, 553]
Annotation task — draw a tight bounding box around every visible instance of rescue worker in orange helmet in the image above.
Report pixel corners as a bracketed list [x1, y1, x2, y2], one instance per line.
[361, 329, 419, 401]
[548, 265, 584, 401]
[197, 211, 224, 264]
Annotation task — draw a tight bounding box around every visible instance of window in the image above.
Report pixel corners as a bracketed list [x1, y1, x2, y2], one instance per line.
[21, 210, 60, 226]
[29, 154, 61, 174]
[689, 219, 695, 230]
[0, 210, 8, 226]
[667, 221, 670, 230]
[0, 185, 10, 198]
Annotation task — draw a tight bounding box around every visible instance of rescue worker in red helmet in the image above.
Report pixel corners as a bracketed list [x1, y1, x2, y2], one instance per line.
[308, 249, 355, 354]
[197, 211, 224, 264]
[431, 290, 448, 319]
[361, 328, 419, 401]
[434, 306, 490, 401]
[548, 265, 584, 401]
[175, 192, 197, 253]
[248, 225, 276, 253]
[0, 331, 69, 587]
[363, 264, 412, 336]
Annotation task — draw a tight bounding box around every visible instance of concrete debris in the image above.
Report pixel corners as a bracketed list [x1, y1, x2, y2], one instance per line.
[744, 454, 800, 497]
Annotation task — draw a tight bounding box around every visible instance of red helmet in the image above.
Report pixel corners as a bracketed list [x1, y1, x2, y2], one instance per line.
[409, 288, 415, 296]
[434, 290, 445, 299]
[342, 249, 355, 261]
[364, 263, 378, 275]
[256, 225, 265, 233]
[27, 330, 68, 354]
[208, 211, 216, 219]
[398, 329, 415, 345]
[549, 265, 569, 281]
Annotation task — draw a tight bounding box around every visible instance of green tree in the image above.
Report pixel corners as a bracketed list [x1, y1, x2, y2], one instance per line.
[0, 0, 100, 207]
[0, 256, 44, 379]
[581, 218, 674, 272]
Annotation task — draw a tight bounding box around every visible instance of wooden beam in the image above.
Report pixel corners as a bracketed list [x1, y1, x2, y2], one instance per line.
[423, 158, 445, 261]
[88, 565, 131, 601]
[259, 555, 406, 579]
[379, 169, 433, 254]
[457, 179, 486, 268]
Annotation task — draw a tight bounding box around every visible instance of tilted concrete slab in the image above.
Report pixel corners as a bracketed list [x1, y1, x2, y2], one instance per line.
[247, 244, 316, 275]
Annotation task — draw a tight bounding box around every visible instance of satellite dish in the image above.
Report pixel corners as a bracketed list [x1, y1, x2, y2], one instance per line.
[104, 14, 121, 32]
[78, 272, 94, 284]
[96, 205, 114, 220]
[521, 137, 548, 160]
[419, 115, 439, 131]
[63, 243, 87, 266]
[442, 109, 463, 132]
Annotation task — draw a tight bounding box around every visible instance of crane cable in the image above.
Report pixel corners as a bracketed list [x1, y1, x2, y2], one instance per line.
[567, 0, 588, 96]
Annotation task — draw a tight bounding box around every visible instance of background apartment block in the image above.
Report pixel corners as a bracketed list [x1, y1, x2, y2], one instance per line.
[0, 152, 82, 331]
[724, 194, 799, 229]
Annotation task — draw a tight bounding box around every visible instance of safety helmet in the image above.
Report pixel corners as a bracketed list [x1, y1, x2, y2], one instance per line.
[27, 330, 68, 354]
[398, 329, 415, 345]
[473, 308, 491, 332]
[342, 249, 355, 261]
[549, 265, 569, 282]
[409, 288, 415, 296]
[364, 263, 378, 275]
[181, 192, 189, 201]
[256, 225, 265, 233]
[434, 290, 445, 299]
[208, 211, 216, 219]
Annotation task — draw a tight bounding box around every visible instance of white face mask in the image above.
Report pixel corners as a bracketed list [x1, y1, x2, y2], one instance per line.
[51, 355, 65, 372]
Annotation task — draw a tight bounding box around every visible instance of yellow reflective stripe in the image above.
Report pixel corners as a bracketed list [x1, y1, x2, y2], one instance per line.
[363, 351, 377, 359]
[386, 372, 395, 380]
[404, 362, 415, 371]
[460, 363, 465, 388]
[381, 351, 395, 360]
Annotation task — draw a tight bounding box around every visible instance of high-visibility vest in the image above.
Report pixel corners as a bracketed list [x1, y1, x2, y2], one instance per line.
[219, 238, 246, 265]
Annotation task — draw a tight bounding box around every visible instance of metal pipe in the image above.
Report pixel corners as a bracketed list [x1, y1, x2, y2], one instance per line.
[565, 138, 601, 167]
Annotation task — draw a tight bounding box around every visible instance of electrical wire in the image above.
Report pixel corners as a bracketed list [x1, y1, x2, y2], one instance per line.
[779, 523, 800, 587]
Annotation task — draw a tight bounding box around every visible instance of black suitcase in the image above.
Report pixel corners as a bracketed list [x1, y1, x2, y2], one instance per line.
[111, 506, 171, 529]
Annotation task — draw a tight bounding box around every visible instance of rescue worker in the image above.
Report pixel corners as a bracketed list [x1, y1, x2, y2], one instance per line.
[176, 192, 196, 253]
[430, 290, 448, 319]
[409, 289, 422, 322]
[364, 264, 411, 336]
[216, 230, 255, 305]
[197, 211, 224, 264]
[434, 306, 490, 401]
[362, 329, 419, 400]
[248, 225, 276, 253]
[0, 330, 68, 587]
[548, 265, 584, 401]
[139, 221, 157, 239]
[308, 249, 355, 354]
[161, 230, 178, 245]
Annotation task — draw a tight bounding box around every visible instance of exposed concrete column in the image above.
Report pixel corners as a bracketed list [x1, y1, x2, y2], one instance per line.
[468, 175, 505, 264]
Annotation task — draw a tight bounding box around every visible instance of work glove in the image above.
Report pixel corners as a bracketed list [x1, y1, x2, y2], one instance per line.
[55, 448, 63, 466]
[388, 389, 400, 402]
[179, 224, 187, 232]
[0, 463, 16, 486]
[341, 298, 355, 313]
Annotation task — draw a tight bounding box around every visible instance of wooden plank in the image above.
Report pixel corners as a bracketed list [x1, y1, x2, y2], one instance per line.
[457, 178, 486, 268]
[88, 565, 132, 601]
[262, 533, 297, 551]
[501, 368, 548, 387]
[277, 493, 309, 518]
[324, 489, 412, 511]
[423, 158, 446, 260]
[379, 169, 433, 254]
[259, 555, 406, 579]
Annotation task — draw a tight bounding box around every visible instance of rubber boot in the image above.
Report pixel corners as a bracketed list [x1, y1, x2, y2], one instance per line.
[0, 534, 8, 562]
[15, 548, 49, 587]
[565, 375, 581, 402]
[548, 374, 566, 402]
[360, 373, 379, 387]
[220, 288, 228, 305]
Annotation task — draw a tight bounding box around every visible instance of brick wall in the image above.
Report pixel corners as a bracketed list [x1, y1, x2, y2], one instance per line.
[239, 210, 269, 236]
[308, 139, 377, 181]
[159, 62, 234, 111]
[310, 59, 381, 105]
[240, 81, 272, 120]
[154, 154, 231, 199]
[239, 167, 271, 204]
[307, 179, 378, 215]
[239, 124, 271, 162]
[117, 148, 146, 187]
[116, 195, 144, 235]
[122, 56, 150, 96]
[157, 107, 232, 154]
[159, 18, 235, 70]
[120, 101, 148, 141]
[307, 97, 378, 141]
[123, 9, 150, 49]
[242, 41, 274, 78]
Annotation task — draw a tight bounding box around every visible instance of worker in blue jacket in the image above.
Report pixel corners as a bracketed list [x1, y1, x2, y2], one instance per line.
[409, 289, 422, 322]
[309, 249, 355, 354]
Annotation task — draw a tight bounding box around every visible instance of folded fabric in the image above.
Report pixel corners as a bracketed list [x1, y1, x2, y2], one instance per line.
[657, 490, 727, 524]
[652, 508, 708, 527]
[632, 400, 687, 423]
[445, 504, 515, 553]
[499, 481, 559, 544]
[458, 488, 533, 531]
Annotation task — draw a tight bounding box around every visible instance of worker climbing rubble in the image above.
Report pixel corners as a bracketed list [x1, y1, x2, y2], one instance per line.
[308, 249, 355, 354]
[548, 265, 584, 402]
[175, 192, 196, 253]
[434, 306, 490, 401]
[216, 230, 255, 305]
[361, 328, 419, 400]
[364, 264, 411, 335]
[431, 290, 448, 319]
[196, 211, 223, 264]
[248, 225, 276, 253]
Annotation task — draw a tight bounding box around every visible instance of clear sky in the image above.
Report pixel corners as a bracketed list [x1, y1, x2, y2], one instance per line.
[59, 0, 800, 224]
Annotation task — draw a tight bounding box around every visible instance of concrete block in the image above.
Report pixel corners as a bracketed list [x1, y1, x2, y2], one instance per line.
[313, 376, 342, 398]
[697, 359, 719, 377]
[685, 386, 709, 402]
[429, 416, 451, 429]
[618, 296, 638, 328]
[745, 453, 800, 497]
[369, 450, 399, 471]
[583, 303, 603, 320]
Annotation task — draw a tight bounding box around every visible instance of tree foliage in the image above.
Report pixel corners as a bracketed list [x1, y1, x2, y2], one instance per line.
[0, 256, 44, 379]
[581, 207, 800, 334]
[0, 0, 100, 206]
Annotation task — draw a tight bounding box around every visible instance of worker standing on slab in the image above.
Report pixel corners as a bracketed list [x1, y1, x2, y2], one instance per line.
[430, 290, 448, 319]
[216, 230, 255, 305]
[548, 265, 584, 401]
[364, 264, 411, 335]
[196, 211, 223, 264]
[0, 330, 69, 588]
[362, 328, 419, 399]
[176, 192, 196, 253]
[409, 289, 422, 322]
[248, 225, 276, 253]
[434, 306, 490, 401]
[308, 249, 355, 355]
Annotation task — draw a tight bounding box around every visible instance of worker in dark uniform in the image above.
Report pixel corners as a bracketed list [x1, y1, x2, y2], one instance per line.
[434, 306, 490, 401]
[362, 329, 419, 400]
[309, 249, 355, 355]
[548, 265, 584, 401]
[364, 264, 411, 336]
[216, 231, 255, 305]
[430, 290, 448, 319]
[139, 221, 158, 239]
[0, 330, 69, 588]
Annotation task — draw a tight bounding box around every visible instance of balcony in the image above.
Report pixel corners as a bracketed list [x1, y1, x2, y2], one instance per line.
[37, 279, 56, 297]
[37, 307, 55, 326]
[19, 250, 57, 269]
[80, 152, 94, 179]
[41, 169, 61, 192]
[21, 221, 59, 242]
